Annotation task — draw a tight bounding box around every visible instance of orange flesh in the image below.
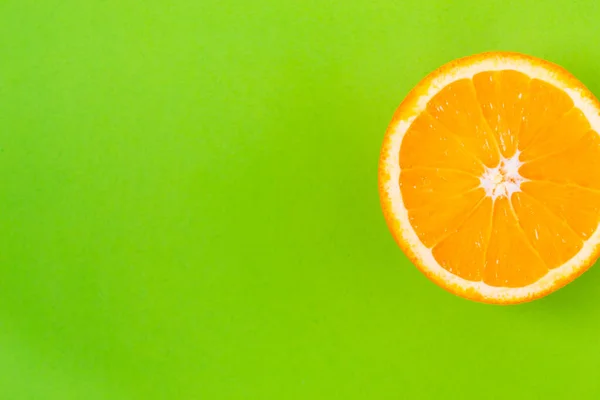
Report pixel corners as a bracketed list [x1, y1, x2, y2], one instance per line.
[399, 70, 600, 287]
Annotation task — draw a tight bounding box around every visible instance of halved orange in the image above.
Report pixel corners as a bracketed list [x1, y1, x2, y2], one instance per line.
[379, 52, 600, 304]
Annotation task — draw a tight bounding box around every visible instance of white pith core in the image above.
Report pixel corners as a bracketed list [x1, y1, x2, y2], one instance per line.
[480, 151, 525, 200]
[381, 54, 600, 302]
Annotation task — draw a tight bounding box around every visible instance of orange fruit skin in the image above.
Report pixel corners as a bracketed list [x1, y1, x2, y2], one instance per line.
[378, 51, 600, 305]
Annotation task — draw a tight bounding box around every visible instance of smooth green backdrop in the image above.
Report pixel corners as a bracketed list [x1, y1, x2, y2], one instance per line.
[1, 0, 600, 399]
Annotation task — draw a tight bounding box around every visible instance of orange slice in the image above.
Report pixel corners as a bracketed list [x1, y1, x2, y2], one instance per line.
[379, 52, 600, 304]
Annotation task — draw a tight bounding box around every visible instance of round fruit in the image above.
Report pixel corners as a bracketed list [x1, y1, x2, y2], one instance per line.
[379, 52, 600, 304]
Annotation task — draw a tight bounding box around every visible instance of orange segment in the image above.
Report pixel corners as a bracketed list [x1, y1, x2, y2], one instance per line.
[426, 79, 500, 167]
[518, 79, 574, 151]
[472, 70, 530, 157]
[400, 168, 480, 210]
[483, 197, 548, 287]
[407, 188, 484, 248]
[400, 113, 484, 175]
[380, 52, 600, 304]
[520, 130, 600, 190]
[511, 192, 583, 268]
[432, 197, 493, 281]
[519, 108, 590, 161]
[521, 181, 600, 240]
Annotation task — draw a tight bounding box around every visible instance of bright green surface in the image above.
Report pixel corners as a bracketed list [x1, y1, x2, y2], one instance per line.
[2, 0, 600, 398]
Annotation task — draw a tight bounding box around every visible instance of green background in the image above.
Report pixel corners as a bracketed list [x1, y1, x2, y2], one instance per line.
[1, 0, 600, 398]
